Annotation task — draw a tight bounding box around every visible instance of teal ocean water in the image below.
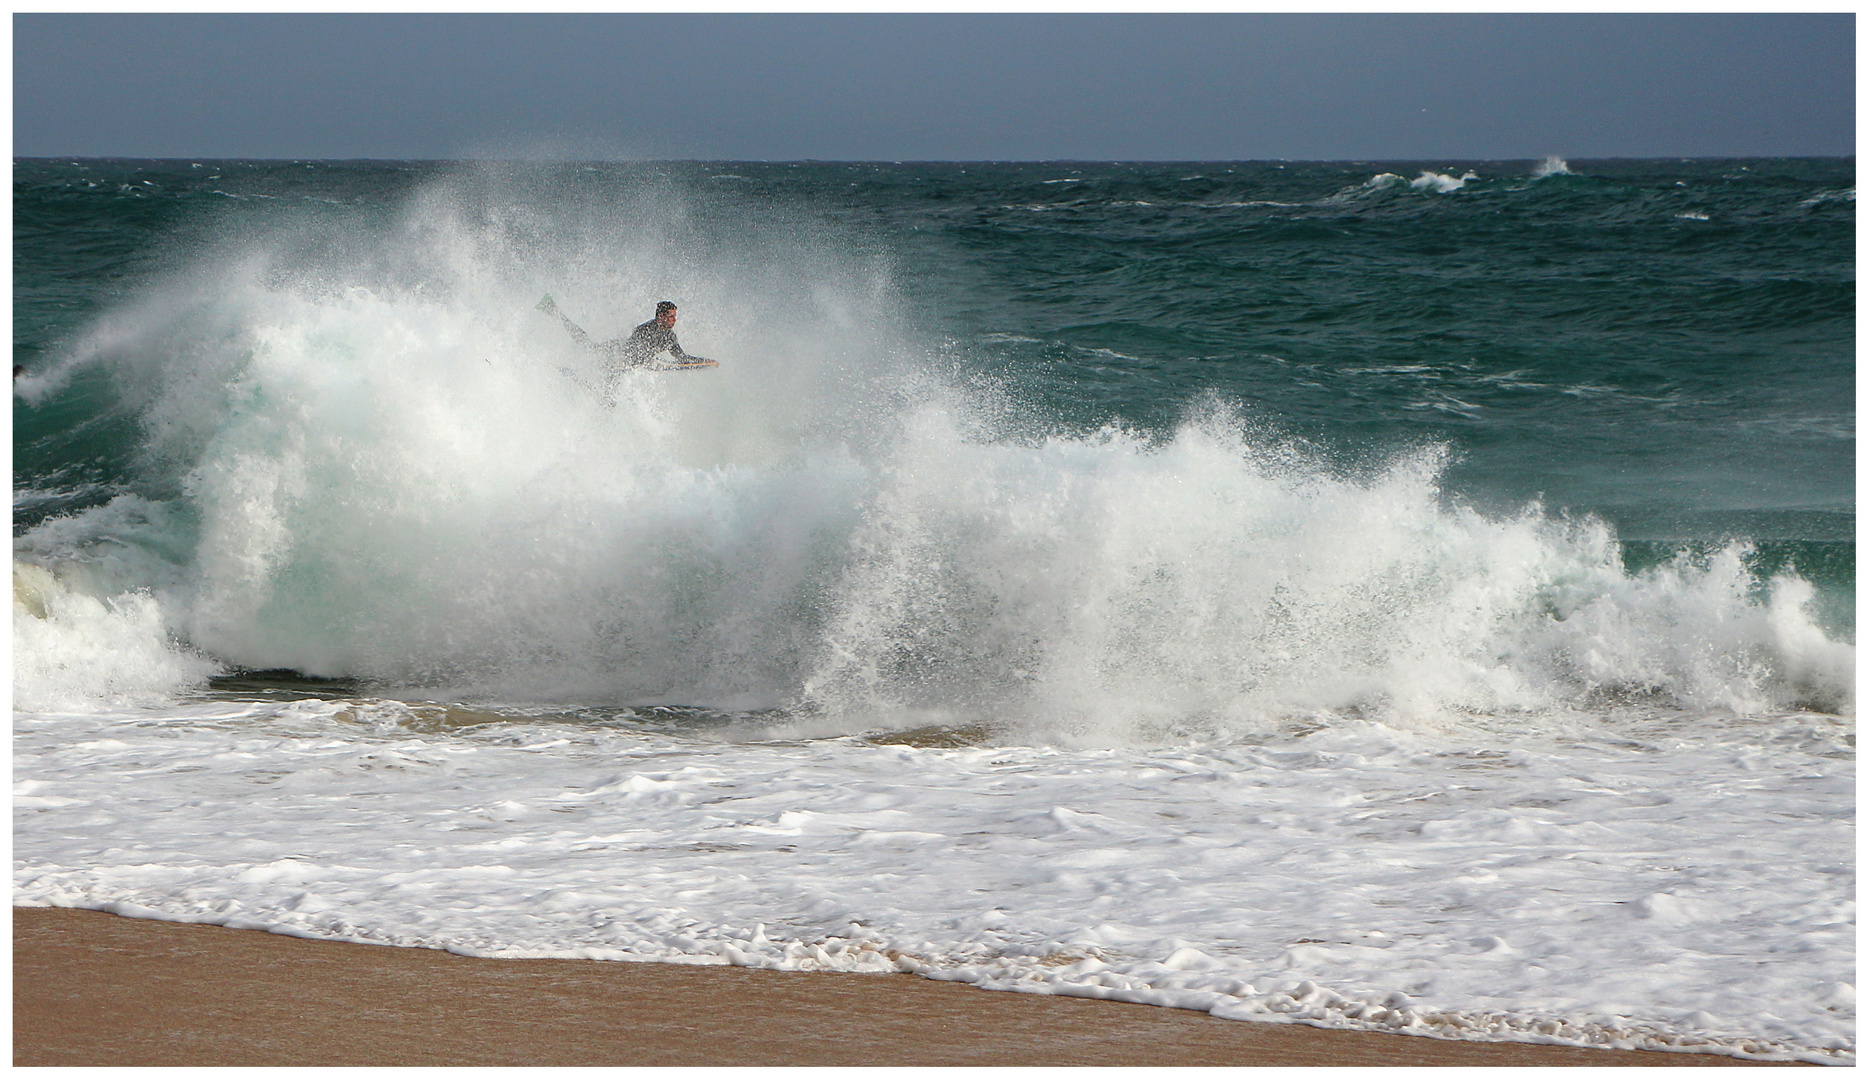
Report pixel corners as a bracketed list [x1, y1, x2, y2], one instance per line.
[12, 158, 1855, 1060]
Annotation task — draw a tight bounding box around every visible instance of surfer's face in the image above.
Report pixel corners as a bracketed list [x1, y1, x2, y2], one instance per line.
[657, 308, 678, 328]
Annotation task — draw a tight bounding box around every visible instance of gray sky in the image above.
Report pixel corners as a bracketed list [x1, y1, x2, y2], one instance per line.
[13, 13, 1855, 160]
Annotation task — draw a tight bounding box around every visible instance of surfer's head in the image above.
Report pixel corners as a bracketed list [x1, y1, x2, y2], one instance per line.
[655, 301, 677, 328]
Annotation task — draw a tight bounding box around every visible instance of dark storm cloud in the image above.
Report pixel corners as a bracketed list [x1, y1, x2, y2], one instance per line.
[13, 13, 1854, 160]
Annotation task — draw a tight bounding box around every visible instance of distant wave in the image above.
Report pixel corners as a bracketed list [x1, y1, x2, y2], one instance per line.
[1799, 187, 1854, 207]
[1356, 170, 1478, 195]
[1531, 155, 1573, 179]
[1410, 170, 1479, 193]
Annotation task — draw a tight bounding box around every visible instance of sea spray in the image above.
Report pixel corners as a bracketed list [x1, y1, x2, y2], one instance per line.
[1532, 155, 1574, 178]
[15, 316, 1849, 728]
[799, 403, 1850, 738]
[15, 165, 928, 708]
[12, 160, 1854, 730]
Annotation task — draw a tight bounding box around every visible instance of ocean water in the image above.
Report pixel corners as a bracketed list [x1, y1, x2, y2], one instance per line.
[12, 157, 1854, 1061]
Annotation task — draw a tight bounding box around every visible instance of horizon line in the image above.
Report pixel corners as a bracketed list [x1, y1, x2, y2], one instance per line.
[15, 154, 1858, 165]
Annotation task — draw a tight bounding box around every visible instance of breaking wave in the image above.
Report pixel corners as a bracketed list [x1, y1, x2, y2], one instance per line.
[13, 169, 1854, 735]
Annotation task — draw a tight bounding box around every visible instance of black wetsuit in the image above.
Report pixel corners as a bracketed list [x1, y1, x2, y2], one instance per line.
[616, 319, 697, 367]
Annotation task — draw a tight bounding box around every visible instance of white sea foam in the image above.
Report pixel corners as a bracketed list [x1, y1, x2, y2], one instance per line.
[13, 698, 1853, 1063]
[14, 492, 222, 710]
[13, 561, 219, 710]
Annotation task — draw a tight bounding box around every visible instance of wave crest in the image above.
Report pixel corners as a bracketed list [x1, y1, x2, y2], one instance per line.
[11, 169, 1853, 737]
[1532, 156, 1573, 179]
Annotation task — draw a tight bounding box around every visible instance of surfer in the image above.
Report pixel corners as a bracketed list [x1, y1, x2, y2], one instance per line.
[538, 296, 718, 372]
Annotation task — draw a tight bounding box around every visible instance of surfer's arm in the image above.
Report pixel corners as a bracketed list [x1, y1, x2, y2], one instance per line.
[658, 331, 719, 367]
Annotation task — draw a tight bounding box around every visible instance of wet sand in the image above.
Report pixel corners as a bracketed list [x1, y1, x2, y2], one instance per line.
[14, 907, 1807, 1067]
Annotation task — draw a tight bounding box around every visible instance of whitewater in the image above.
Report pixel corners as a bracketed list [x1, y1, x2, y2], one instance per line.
[13, 160, 1854, 1062]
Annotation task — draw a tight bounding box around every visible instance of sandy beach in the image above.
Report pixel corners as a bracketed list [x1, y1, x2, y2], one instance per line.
[13, 907, 1806, 1067]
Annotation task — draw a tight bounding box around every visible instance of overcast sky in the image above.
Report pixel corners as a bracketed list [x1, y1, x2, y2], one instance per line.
[13, 13, 1855, 161]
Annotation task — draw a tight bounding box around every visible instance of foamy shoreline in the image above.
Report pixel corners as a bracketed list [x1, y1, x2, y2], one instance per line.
[15, 698, 1853, 1065]
[14, 907, 1807, 1067]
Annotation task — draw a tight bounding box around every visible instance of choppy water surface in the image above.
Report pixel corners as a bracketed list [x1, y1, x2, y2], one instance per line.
[13, 157, 1853, 1061]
